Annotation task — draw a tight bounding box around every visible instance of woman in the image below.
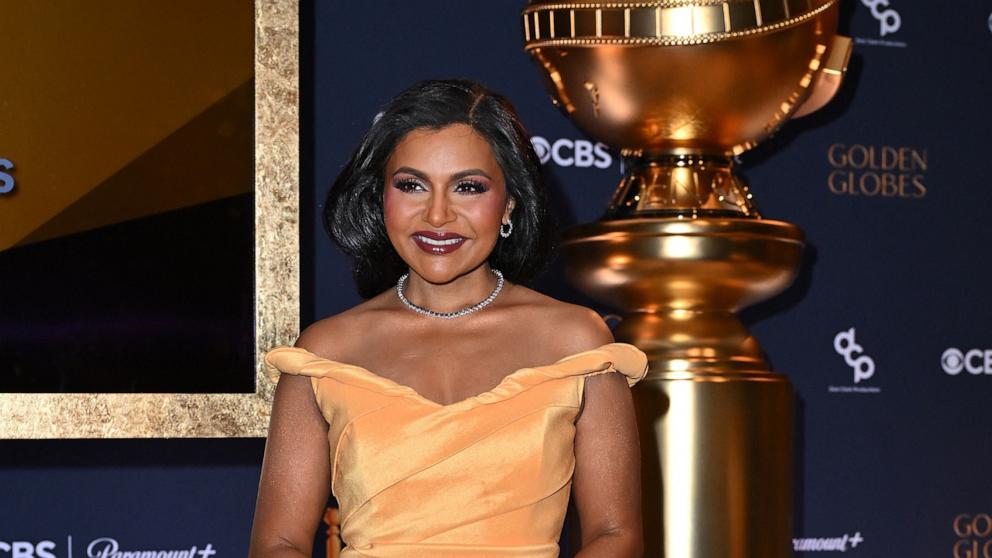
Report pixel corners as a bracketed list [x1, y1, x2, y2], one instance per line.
[249, 80, 647, 558]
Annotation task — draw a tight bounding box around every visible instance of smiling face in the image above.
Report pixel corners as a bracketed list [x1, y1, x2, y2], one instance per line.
[383, 124, 515, 285]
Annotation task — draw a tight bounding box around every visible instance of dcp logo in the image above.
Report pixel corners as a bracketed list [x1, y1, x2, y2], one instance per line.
[834, 328, 875, 383]
[942, 348, 992, 375]
[861, 0, 901, 36]
[531, 136, 611, 169]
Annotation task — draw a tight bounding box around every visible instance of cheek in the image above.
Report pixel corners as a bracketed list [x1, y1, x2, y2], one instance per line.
[464, 195, 506, 234]
[382, 188, 414, 232]
[382, 191, 396, 229]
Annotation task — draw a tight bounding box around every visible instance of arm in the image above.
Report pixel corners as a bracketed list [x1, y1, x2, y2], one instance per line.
[572, 363, 643, 557]
[557, 306, 644, 557]
[248, 372, 331, 558]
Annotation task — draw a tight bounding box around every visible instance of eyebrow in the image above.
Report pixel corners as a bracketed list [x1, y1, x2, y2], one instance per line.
[452, 168, 493, 180]
[392, 166, 493, 181]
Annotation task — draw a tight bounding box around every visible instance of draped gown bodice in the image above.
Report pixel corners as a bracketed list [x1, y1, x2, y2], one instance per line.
[264, 343, 648, 558]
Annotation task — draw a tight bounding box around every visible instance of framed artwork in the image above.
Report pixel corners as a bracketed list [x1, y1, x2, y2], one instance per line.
[0, 0, 299, 438]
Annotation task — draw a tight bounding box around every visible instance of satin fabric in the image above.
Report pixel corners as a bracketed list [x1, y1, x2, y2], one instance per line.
[265, 343, 648, 558]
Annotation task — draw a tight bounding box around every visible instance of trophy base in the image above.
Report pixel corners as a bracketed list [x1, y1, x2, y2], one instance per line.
[561, 216, 802, 557]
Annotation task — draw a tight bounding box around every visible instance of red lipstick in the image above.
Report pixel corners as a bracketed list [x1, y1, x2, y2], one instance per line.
[411, 230, 467, 255]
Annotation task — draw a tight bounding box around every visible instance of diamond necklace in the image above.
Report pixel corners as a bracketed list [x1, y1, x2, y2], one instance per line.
[396, 268, 504, 319]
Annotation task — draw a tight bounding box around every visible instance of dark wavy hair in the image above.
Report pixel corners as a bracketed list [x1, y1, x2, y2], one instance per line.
[324, 79, 554, 299]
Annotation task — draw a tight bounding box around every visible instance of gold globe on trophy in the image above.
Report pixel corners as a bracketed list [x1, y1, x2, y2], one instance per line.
[521, 1, 851, 556]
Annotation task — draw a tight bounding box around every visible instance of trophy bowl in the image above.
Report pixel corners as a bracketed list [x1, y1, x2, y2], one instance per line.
[523, 0, 849, 217]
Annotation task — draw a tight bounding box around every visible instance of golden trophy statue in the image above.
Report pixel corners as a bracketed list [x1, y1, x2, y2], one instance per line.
[521, 1, 851, 556]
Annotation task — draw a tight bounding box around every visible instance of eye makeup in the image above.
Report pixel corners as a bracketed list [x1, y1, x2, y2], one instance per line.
[453, 180, 489, 194]
[391, 174, 491, 195]
[392, 177, 426, 192]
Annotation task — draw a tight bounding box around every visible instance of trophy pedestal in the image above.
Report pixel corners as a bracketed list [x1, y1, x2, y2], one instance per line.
[631, 372, 793, 557]
[562, 218, 802, 557]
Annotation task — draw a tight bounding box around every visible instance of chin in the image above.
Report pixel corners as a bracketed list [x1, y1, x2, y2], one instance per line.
[412, 265, 469, 285]
[406, 256, 485, 285]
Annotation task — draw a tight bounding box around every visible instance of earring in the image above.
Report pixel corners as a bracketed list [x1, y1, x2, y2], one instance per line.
[500, 220, 513, 238]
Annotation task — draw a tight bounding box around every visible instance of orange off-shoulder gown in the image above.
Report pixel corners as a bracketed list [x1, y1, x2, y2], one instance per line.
[264, 342, 648, 558]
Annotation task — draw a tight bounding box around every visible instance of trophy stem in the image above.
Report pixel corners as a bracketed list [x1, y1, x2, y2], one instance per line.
[608, 154, 760, 219]
[615, 309, 767, 374]
[562, 217, 803, 557]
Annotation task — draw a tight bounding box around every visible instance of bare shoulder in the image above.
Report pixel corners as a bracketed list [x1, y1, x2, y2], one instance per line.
[508, 287, 631, 411]
[504, 284, 614, 357]
[294, 290, 396, 359]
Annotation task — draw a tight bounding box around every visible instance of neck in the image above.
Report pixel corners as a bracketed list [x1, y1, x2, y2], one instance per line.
[402, 265, 500, 314]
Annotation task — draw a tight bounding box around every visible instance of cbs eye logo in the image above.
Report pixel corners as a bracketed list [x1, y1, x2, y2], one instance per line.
[941, 348, 992, 376]
[530, 136, 612, 169]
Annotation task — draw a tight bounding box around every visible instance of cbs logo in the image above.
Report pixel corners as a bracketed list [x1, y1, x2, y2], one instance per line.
[0, 541, 57, 558]
[954, 513, 992, 558]
[0, 158, 14, 194]
[530, 136, 611, 169]
[941, 348, 992, 376]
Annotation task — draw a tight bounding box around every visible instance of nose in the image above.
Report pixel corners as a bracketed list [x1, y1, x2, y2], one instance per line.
[425, 189, 455, 227]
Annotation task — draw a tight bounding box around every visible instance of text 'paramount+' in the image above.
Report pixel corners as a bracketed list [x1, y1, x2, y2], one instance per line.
[0, 538, 217, 558]
[793, 531, 864, 553]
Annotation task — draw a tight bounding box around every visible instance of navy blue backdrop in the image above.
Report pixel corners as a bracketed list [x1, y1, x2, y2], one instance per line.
[2, 1, 991, 557]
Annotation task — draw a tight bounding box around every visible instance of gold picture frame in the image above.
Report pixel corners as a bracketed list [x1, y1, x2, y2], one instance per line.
[0, 0, 299, 439]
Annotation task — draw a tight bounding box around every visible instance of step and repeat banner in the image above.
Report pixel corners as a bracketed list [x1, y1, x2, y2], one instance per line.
[2, 1, 990, 557]
[307, 1, 991, 556]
